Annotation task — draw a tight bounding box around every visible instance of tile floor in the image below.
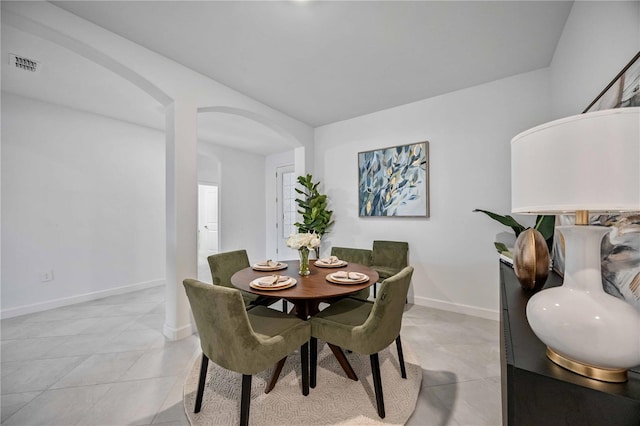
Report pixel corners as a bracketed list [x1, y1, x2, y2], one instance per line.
[1, 285, 501, 425]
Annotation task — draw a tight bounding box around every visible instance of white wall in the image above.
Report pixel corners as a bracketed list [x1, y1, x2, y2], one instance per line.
[1, 93, 165, 316]
[2, 93, 272, 317]
[550, 1, 640, 118]
[2, 1, 314, 333]
[5, 1, 636, 321]
[197, 151, 220, 186]
[315, 70, 551, 318]
[314, 1, 640, 319]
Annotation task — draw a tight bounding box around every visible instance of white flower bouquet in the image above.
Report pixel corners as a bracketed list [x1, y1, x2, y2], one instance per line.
[286, 232, 321, 250]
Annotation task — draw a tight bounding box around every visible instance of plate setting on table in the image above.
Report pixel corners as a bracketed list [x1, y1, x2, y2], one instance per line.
[250, 275, 296, 290]
[326, 271, 369, 284]
[252, 260, 288, 271]
[314, 256, 348, 268]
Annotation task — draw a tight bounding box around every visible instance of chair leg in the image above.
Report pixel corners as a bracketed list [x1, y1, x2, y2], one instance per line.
[373, 282, 377, 298]
[194, 354, 209, 413]
[370, 353, 385, 419]
[301, 342, 309, 396]
[283, 300, 288, 313]
[310, 337, 317, 388]
[396, 335, 407, 379]
[240, 374, 252, 426]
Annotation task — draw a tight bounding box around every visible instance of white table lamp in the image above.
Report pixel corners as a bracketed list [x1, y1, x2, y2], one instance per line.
[511, 107, 640, 382]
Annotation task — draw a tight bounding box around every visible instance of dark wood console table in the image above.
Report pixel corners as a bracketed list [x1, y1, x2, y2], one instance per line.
[500, 261, 640, 425]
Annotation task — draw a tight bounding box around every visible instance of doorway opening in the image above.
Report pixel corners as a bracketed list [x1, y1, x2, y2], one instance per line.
[198, 183, 219, 281]
[276, 166, 298, 260]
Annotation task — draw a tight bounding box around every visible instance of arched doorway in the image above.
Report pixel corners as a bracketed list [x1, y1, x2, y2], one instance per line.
[197, 108, 306, 265]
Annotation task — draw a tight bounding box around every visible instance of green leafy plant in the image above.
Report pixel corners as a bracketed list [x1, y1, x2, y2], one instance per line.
[473, 209, 555, 254]
[295, 174, 334, 238]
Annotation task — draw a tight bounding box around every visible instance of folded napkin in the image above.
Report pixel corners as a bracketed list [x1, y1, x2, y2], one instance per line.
[333, 271, 363, 280]
[257, 275, 290, 286]
[320, 256, 340, 264]
[256, 259, 278, 267]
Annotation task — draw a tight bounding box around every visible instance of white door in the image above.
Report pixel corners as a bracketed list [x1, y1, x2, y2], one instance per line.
[198, 184, 219, 272]
[276, 166, 298, 260]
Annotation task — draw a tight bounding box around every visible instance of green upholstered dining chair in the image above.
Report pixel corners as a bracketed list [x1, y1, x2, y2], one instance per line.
[207, 249, 280, 310]
[331, 246, 373, 301]
[371, 240, 409, 298]
[308, 266, 414, 419]
[183, 279, 311, 426]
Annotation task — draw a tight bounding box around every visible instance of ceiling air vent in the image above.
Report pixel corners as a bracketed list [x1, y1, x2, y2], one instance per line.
[9, 54, 39, 72]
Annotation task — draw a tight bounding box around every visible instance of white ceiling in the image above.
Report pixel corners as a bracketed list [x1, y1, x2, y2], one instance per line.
[2, 24, 164, 130]
[2, 23, 294, 155]
[2, 1, 573, 154]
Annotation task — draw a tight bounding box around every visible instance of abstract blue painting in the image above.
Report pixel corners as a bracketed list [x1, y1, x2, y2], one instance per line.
[358, 142, 429, 217]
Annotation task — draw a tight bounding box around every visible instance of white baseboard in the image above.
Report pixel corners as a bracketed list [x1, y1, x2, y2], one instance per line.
[412, 295, 499, 321]
[163, 322, 193, 341]
[1, 279, 164, 319]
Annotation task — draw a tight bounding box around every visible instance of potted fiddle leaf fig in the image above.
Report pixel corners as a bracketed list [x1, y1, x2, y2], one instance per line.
[295, 174, 334, 257]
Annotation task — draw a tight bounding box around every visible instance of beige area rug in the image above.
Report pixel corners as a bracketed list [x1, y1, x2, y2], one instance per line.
[183, 341, 422, 425]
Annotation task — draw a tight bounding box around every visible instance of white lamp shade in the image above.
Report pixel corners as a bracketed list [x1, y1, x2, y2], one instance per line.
[511, 107, 640, 214]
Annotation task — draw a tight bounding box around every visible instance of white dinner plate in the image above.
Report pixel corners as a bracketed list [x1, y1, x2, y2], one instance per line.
[250, 276, 296, 290]
[252, 262, 288, 271]
[314, 260, 348, 268]
[326, 272, 369, 285]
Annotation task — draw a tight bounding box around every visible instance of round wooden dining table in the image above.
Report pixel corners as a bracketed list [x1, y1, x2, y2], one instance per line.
[231, 259, 378, 392]
[231, 259, 378, 319]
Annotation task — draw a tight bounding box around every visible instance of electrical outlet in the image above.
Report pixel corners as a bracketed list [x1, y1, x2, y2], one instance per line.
[40, 270, 54, 282]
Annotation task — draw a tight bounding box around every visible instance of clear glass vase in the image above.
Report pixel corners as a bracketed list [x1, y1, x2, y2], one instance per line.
[298, 247, 310, 276]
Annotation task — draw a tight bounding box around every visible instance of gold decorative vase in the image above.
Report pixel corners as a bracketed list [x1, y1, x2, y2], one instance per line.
[513, 228, 550, 290]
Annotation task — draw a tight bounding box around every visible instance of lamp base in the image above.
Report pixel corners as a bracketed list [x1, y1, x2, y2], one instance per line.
[526, 226, 640, 381]
[546, 347, 628, 383]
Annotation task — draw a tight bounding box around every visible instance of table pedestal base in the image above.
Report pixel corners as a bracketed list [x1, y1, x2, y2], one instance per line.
[265, 357, 287, 394]
[265, 297, 359, 394]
